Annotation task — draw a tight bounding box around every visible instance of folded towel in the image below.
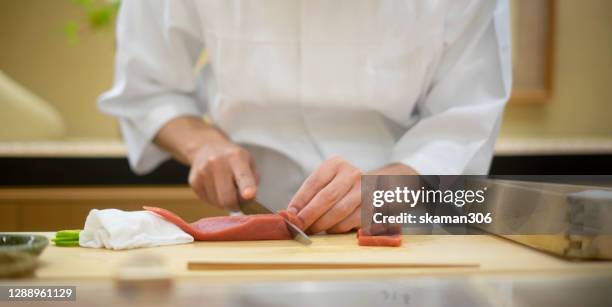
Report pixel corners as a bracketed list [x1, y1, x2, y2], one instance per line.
[79, 209, 194, 250]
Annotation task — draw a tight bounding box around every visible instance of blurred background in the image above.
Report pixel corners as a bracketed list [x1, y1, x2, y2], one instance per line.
[1, 0, 611, 156]
[0, 0, 611, 230]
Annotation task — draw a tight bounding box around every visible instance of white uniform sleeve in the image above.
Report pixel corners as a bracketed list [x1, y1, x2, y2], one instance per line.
[98, 0, 204, 174]
[390, 0, 512, 175]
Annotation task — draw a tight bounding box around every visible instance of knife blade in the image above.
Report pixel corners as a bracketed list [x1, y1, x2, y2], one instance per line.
[238, 199, 312, 245]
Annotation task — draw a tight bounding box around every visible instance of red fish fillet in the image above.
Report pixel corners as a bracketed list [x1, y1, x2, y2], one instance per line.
[143, 206, 302, 241]
[357, 229, 402, 247]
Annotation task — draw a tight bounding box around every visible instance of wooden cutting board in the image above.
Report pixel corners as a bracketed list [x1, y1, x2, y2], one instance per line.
[187, 233, 480, 270]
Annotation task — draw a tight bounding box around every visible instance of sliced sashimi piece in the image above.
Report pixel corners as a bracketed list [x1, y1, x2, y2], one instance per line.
[357, 229, 402, 247]
[143, 206, 294, 241]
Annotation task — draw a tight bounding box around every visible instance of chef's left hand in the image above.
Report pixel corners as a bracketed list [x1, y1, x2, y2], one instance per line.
[287, 156, 361, 234]
[287, 156, 416, 234]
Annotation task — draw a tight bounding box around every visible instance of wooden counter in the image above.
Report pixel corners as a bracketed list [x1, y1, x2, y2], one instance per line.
[0, 187, 224, 231]
[3, 187, 612, 282]
[29, 232, 612, 282]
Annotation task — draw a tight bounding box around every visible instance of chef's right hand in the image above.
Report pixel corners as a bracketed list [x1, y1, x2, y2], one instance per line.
[187, 136, 258, 211]
[154, 116, 257, 211]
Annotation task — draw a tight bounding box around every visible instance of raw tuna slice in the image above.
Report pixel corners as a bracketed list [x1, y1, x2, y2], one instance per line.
[357, 229, 402, 247]
[143, 206, 299, 241]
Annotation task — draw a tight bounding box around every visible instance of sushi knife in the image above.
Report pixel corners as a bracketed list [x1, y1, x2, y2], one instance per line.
[238, 199, 312, 245]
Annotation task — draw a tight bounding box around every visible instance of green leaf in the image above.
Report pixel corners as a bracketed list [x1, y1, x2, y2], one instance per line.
[64, 21, 79, 45]
[64, 0, 120, 44]
[88, 7, 113, 29]
[71, 0, 94, 9]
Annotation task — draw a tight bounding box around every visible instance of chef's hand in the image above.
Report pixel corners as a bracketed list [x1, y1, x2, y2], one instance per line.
[287, 156, 361, 234]
[187, 137, 258, 211]
[154, 116, 257, 211]
[287, 156, 417, 234]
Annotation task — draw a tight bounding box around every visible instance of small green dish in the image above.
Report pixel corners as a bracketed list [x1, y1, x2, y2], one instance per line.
[0, 234, 49, 256]
[0, 252, 37, 278]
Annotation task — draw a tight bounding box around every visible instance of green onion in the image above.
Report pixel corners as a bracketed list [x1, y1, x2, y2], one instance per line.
[53, 230, 81, 247]
[53, 240, 80, 247]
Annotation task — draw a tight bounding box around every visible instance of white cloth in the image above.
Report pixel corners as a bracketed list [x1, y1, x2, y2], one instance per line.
[79, 209, 193, 250]
[99, 0, 512, 210]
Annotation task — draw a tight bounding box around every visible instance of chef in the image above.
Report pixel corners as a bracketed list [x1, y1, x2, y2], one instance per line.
[99, 0, 511, 234]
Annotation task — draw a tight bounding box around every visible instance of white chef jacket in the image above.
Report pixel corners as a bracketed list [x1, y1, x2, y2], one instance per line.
[99, 0, 511, 209]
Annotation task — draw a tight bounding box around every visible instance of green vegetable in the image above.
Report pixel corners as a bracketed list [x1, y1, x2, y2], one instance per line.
[53, 240, 80, 247]
[53, 230, 81, 247]
[52, 238, 77, 243]
[55, 230, 81, 240]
